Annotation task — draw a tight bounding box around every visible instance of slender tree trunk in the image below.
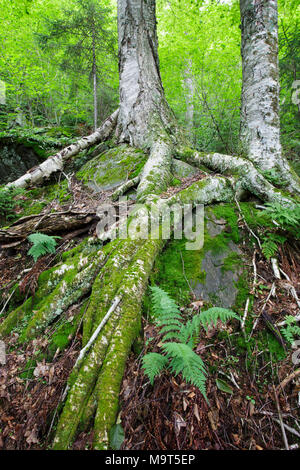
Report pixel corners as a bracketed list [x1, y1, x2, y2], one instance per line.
[92, 24, 98, 132]
[184, 59, 195, 143]
[240, 0, 300, 193]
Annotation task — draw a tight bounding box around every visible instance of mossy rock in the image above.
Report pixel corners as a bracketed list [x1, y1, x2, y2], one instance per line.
[148, 203, 248, 312]
[76, 144, 147, 192]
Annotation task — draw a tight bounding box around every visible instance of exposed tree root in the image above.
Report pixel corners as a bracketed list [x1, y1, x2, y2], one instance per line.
[111, 176, 140, 202]
[1, 131, 299, 450]
[175, 148, 299, 205]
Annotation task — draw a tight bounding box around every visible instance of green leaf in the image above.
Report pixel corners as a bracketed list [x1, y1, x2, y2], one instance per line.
[216, 378, 233, 394]
[109, 423, 125, 450]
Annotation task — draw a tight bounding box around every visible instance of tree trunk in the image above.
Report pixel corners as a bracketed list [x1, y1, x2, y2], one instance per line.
[92, 23, 98, 132]
[115, 0, 177, 149]
[240, 0, 300, 193]
[184, 59, 195, 143]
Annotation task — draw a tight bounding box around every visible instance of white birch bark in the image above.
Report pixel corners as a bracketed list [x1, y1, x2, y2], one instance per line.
[240, 0, 300, 193]
[116, 0, 177, 148]
[183, 59, 195, 142]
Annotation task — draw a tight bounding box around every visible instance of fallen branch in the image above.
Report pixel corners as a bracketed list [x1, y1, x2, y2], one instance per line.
[6, 110, 119, 189]
[74, 295, 122, 369]
[0, 210, 99, 244]
[273, 385, 289, 450]
[277, 369, 300, 393]
[111, 176, 140, 201]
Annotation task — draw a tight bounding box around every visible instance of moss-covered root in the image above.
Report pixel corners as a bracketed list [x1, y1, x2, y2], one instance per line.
[82, 239, 144, 346]
[0, 240, 107, 341]
[52, 237, 164, 450]
[136, 139, 173, 202]
[92, 237, 164, 450]
[176, 148, 299, 204]
[52, 305, 121, 450]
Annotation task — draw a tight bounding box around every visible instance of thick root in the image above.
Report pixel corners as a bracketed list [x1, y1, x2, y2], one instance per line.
[136, 139, 173, 202]
[176, 149, 298, 206]
[52, 237, 163, 449]
[0, 239, 105, 340]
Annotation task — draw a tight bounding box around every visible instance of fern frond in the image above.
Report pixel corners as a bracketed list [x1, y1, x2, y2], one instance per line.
[280, 316, 300, 344]
[150, 286, 182, 340]
[150, 286, 182, 319]
[142, 352, 168, 385]
[191, 307, 239, 333]
[261, 233, 286, 260]
[162, 342, 208, 401]
[27, 232, 59, 262]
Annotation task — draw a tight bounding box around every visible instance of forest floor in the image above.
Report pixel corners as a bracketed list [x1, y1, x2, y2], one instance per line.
[0, 173, 300, 451]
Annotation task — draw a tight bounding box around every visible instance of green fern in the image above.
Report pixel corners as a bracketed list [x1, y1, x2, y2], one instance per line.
[262, 169, 287, 187]
[280, 316, 300, 344]
[27, 232, 60, 262]
[261, 233, 287, 260]
[142, 287, 239, 401]
[141, 353, 169, 385]
[162, 342, 208, 400]
[263, 203, 300, 231]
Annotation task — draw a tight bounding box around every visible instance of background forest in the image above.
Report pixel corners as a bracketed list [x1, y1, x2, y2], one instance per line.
[0, 0, 299, 169]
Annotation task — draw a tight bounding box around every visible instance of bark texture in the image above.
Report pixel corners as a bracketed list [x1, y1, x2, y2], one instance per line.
[116, 0, 177, 148]
[240, 0, 300, 193]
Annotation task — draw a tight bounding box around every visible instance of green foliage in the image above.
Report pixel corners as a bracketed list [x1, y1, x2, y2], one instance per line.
[0, 0, 118, 130]
[142, 286, 239, 401]
[261, 233, 287, 260]
[27, 232, 60, 262]
[141, 353, 169, 386]
[281, 316, 300, 344]
[262, 169, 288, 187]
[0, 186, 25, 219]
[109, 423, 125, 450]
[263, 202, 300, 230]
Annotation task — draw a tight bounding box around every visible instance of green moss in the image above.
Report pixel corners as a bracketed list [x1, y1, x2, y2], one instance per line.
[209, 203, 240, 244]
[146, 203, 242, 310]
[19, 358, 37, 380]
[76, 145, 146, 190]
[221, 252, 242, 273]
[147, 236, 205, 308]
[47, 300, 88, 358]
[233, 272, 251, 314]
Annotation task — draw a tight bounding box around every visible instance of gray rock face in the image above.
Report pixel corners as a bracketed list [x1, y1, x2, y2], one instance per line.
[193, 214, 243, 308]
[172, 160, 199, 179]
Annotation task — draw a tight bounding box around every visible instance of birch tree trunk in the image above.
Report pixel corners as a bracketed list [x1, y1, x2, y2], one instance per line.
[184, 59, 195, 143]
[92, 23, 98, 132]
[240, 0, 299, 193]
[116, 0, 178, 149]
